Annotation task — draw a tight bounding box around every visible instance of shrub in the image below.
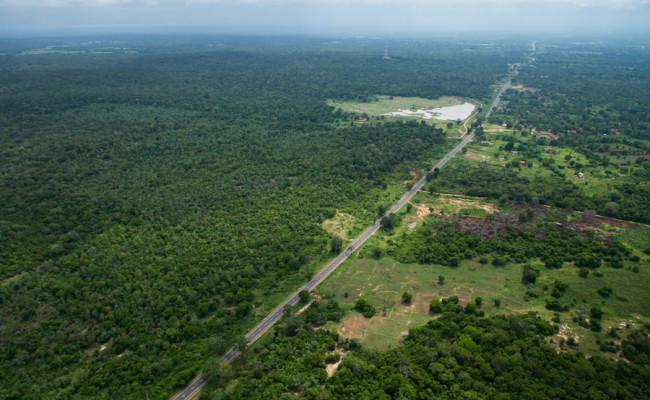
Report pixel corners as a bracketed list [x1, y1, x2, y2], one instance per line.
[545, 299, 569, 312]
[522, 264, 539, 284]
[354, 298, 377, 318]
[325, 353, 341, 364]
[492, 256, 508, 266]
[597, 286, 613, 298]
[590, 306, 603, 320]
[429, 299, 443, 314]
[590, 319, 603, 332]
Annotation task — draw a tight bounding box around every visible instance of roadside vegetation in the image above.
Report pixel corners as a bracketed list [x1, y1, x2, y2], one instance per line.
[0, 35, 515, 398]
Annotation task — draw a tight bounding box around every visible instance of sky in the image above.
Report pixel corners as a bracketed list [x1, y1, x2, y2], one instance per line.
[1, 0, 649, 36]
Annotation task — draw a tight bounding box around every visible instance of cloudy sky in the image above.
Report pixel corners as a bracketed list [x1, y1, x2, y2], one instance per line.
[1, 0, 649, 35]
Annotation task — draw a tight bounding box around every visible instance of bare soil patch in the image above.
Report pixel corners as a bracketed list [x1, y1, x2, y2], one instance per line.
[463, 149, 489, 162]
[433, 194, 496, 216]
[326, 350, 349, 378]
[485, 126, 510, 133]
[438, 203, 555, 240]
[404, 202, 432, 230]
[338, 314, 370, 340]
[510, 84, 538, 92]
[322, 212, 355, 240]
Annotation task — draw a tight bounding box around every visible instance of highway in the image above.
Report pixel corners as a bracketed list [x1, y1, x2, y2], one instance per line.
[171, 76, 512, 400]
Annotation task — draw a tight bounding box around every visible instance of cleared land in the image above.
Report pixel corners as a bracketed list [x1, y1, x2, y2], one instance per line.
[329, 95, 464, 115]
[328, 95, 478, 133]
[316, 209, 650, 359]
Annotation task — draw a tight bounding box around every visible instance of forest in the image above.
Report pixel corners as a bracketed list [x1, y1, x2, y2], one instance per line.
[478, 38, 650, 222]
[2, 34, 649, 399]
[0, 36, 519, 398]
[203, 302, 650, 400]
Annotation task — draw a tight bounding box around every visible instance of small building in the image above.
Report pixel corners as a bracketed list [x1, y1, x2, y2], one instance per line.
[578, 172, 584, 179]
[533, 130, 557, 140]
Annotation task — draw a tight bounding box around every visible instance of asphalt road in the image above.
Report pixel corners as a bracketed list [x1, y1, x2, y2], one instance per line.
[171, 77, 511, 400]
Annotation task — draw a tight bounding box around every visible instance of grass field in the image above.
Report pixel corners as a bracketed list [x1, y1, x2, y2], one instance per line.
[452, 129, 645, 199]
[316, 208, 650, 359]
[329, 95, 466, 116]
[328, 95, 478, 133]
[315, 126, 650, 359]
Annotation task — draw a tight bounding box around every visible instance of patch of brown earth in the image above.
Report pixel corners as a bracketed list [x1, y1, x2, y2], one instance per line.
[322, 212, 355, 241]
[463, 149, 489, 162]
[404, 202, 433, 230]
[437, 203, 556, 240]
[326, 350, 349, 378]
[337, 314, 370, 340]
[433, 194, 497, 216]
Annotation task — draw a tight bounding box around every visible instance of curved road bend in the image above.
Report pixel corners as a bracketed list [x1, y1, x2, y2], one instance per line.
[172, 77, 512, 400]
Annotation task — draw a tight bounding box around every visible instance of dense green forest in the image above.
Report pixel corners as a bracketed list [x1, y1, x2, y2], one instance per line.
[501, 40, 650, 140]
[206, 304, 650, 399]
[0, 36, 519, 398]
[479, 38, 650, 222]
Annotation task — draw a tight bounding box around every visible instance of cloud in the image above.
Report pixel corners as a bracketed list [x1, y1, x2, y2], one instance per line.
[1, 0, 648, 34]
[1, 0, 649, 7]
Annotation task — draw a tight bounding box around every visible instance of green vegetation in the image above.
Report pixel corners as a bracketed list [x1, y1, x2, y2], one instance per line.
[353, 298, 377, 318]
[328, 95, 477, 132]
[0, 35, 515, 398]
[208, 308, 650, 399]
[2, 34, 650, 399]
[315, 200, 650, 357]
[476, 38, 650, 223]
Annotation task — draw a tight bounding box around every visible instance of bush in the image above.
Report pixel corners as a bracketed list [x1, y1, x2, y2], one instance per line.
[545, 299, 569, 312]
[597, 286, 613, 298]
[401, 292, 413, 304]
[354, 298, 377, 318]
[590, 306, 603, 320]
[325, 353, 341, 364]
[492, 256, 508, 266]
[590, 319, 602, 332]
[442, 296, 460, 305]
[298, 290, 310, 303]
[522, 264, 539, 284]
[429, 299, 443, 314]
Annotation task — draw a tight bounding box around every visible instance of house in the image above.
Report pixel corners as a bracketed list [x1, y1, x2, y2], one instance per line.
[533, 130, 557, 140]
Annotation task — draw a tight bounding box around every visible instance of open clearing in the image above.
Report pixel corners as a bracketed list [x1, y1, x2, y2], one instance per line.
[322, 212, 357, 241]
[328, 95, 478, 129]
[316, 218, 650, 355]
[412, 191, 498, 218]
[329, 95, 464, 115]
[381, 102, 476, 121]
